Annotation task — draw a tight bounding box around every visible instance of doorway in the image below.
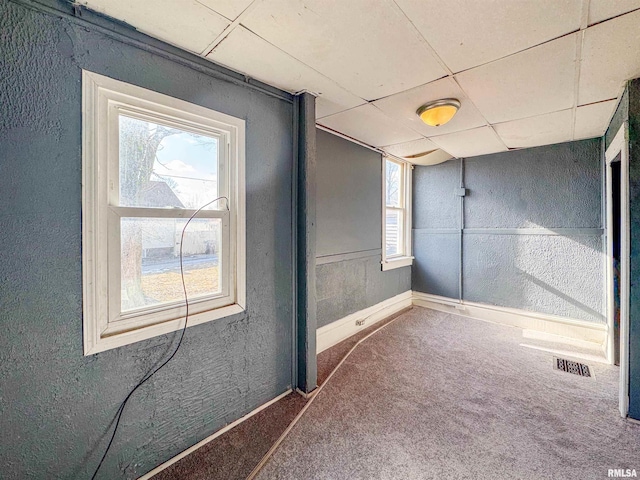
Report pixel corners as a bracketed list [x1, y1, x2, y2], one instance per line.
[611, 157, 621, 366]
[605, 123, 630, 418]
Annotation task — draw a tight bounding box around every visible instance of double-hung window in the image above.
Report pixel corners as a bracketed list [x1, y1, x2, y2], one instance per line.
[382, 157, 413, 270]
[82, 71, 245, 355]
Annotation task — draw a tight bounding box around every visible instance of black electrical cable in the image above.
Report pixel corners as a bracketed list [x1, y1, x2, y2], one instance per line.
[91, 196, 229, 480]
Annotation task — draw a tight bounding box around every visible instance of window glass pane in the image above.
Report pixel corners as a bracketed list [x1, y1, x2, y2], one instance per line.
[386, 160, 401, 207]
[385, 209, 403, 257]
[119, 115, 219, 210]
[121, 217, 222, 312]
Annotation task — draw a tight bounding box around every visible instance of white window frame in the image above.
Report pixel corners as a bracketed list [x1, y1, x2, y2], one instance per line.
[82, 71, 246, 355]
[382, 156, 413, 271]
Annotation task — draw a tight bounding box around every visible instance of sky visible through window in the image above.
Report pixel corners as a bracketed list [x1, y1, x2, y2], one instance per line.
[151, 129, 219, 209]
[118, 114, 219, 210]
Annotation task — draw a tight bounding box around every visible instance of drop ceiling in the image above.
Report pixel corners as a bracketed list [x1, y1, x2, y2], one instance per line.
[81, 0, 640, 162]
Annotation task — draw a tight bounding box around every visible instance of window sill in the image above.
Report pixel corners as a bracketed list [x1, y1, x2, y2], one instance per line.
[84, 303, 245, 355]
[381, 256, 414, 271]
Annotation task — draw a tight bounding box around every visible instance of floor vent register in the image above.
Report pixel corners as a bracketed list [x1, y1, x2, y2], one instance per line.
[554, 357, 592, 377]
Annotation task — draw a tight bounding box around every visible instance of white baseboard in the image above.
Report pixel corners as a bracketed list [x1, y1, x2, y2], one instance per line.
[137, 389, 292, 480]
[412, 291, 606, 348]
[140, 291, 607, 479]
[317, 290, 606, 355]
[316, 290, 413, 354]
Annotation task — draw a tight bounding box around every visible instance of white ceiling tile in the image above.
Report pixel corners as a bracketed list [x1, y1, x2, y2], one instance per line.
[318, 104, 422, 147]
[395, 0, 581, 73]
[493, 109, 574, 149]
[430, 126, 508, 158]
[456, 34, 577, 124]
[574, 100, 618, 139]
[373, 77, 487, 137]
[588, 0, 640, 25]
[407, 149, 454, 166]
[241, 0, 447, 100]
[207, 26, 365, 118]
[579, 9, 640, 105]
[81, 0, 229, 53]
[383, 138, 452, 165]
[196, 0, 255, 20]
[315, 96, 365, 120]
[382, 138, 439, 157]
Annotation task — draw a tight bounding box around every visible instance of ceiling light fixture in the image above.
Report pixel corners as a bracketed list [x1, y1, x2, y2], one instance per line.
[416, 99, 461, 127]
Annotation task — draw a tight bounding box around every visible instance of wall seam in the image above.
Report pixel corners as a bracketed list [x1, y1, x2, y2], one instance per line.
[459, 158, 465, 302]
[291, 95, 299, 390]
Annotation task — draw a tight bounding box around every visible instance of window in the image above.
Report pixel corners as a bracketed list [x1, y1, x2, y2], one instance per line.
[382, 157, 413, 270]
[82, 71, 245, 355]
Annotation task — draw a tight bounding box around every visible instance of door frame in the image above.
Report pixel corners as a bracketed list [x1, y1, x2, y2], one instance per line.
[605, 122, 630, 418]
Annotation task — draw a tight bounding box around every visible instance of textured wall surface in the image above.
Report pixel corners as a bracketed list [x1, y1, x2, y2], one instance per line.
[464, 141, 602, 229]
[412, 232, 460, 298]
[412, 139, 605, 324]
[316, 130, 381, 256]
[606, 87, 629, 151]
[413, 159, 461, 230]
[626, 79, 640, 419]
[0, 2, 294, 479]
[463, 234, 604, 322]
[315, 130, 410, 328]
[412, 160, 462, 297]
[316, 255, 411, 327]
[296, 93, 317, 392]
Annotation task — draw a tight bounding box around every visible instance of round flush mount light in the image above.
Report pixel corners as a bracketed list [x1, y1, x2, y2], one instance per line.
[416, 99, 461, 127]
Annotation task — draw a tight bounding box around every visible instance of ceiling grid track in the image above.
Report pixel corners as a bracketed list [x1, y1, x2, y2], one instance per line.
[571, 0, 590, 140]
[199, 0, 265, 56]
[390, 0, 506, 156]
[200, 3, 369, 115]
[571, 31, 585, 141]
[82, 0, 640, 160]
[389, 1, 453, 78]
[214, 21, 367, 103]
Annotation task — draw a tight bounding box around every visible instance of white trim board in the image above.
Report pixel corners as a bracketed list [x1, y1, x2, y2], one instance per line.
[316, 291, 413, 354]
[412, 292, 606, 347]
[317, 290, 606, 355]
[137, 389, 292, 480]
[604, 121, 630, 418]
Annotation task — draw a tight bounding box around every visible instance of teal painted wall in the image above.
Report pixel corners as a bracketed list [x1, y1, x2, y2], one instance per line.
[412, 139, 605, 324]
[315, 130, 411, 328]
[0, 1, 295, 478]
[626, 79, 640, 420]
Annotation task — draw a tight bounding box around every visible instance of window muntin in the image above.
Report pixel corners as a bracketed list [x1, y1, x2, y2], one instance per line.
[83, 71, 245, 355]
[106, 110, 233, 328]
[113, 112, 228, 319]
[382, 157, 412, 270]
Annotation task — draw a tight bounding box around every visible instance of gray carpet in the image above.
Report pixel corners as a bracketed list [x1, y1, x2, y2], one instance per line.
[316, 309, 410, 385]
[255, 307, 640, 480]
[153, 392, 306, 480]
[152, 310, 409, 479]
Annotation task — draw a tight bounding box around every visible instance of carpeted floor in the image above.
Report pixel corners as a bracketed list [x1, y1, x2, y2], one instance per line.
[153, 309, 408, 479]
[254, 307, 640, 480]
[152, 392, 306, 480]
[316, 310, 409, 385]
